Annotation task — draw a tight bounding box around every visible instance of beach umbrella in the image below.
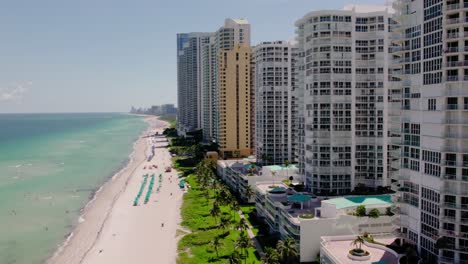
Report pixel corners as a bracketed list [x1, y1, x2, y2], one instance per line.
[287, 194, 311, 209]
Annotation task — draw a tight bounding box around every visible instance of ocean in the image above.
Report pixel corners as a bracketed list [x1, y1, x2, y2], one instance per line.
[0, 113, 147, 264]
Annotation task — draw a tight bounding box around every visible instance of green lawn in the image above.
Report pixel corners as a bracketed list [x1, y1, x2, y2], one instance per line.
[240, 205, 259, 236]
[177, 176, 260, 264]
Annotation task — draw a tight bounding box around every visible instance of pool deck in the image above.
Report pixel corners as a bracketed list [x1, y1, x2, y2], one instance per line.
[322, 237, 399, 264]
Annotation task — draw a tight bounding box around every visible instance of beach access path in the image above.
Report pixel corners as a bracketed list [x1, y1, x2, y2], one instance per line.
[49, 117, 183, 264]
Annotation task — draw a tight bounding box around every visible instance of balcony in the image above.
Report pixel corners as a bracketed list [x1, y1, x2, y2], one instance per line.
[445, 47, 460, 53]
[446, 18, 465, 25]
[442, 186, 468, 195]
[442, 174, 458, 180]
[446, 60, 468, 67]
[446, 104, 459, 110]
[446, 32, 468, 39]
[392, 228, 409, 239]
[445, 3, 460, 11]
[446, 117, 468, 124]
[439, 229, 468, 238]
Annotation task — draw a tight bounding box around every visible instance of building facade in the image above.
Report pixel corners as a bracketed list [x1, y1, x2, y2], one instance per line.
[176, 32, 212, 135]
[295, 6, 395, 195]
[391, 0, 468, 263]
[254, 41, 296, 165]
[218, 45, 253, 158]
[200, 18, 251, 143]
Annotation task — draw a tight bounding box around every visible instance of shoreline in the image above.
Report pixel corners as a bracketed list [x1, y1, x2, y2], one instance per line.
[49, 134, 141, 261]
[48, 116, 173, 264]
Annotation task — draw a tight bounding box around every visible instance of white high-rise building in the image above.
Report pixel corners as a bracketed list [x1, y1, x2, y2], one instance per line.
[253, 41, 296, 165]
[295, 5, 395, 195]
[200, 18, 251, 143]
[176, 32, 212, 135]
[391, 0, 468, 263]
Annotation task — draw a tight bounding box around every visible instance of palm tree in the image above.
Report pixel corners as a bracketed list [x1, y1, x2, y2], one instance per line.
[271, 171, 277, 187]
[244, 185, 254, 203]
[216, 188, 231, 206]
[219, 216, 230, 232]
[230, 200, 240, 221]
[212, 180, 220, 195]
[236, 218, 249, 233]
[227, 250, 242, 264]
[283, 160, 290, 183]
[210, 202, 221, 224]
[236, 232, 253, 264]
[262, 154, 272, 166]
[276, 238, 299, 264]
[261, 247, 280, 264]
[350, 236, 365, 251]
[212, 236, 223, 258]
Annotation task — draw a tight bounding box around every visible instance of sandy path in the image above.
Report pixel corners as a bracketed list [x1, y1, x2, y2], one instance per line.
[49, 117, 183, 264]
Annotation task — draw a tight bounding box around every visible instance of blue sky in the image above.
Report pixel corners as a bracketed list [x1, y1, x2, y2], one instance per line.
[0, 0, 388, 113]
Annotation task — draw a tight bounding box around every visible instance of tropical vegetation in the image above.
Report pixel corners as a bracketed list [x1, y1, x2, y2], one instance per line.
[177, 159, 260, 264]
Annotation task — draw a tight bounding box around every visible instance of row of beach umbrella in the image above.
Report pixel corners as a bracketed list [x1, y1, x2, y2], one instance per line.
[133, 174, 149, 206]
[144, 174, 156, 204]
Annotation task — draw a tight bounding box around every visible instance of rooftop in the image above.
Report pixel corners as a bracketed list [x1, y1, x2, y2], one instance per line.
[255, 182, 320, 222]
[343, 4, 395, 13]
[265, 164, 298, 171]
[323, 195, 393, 210]
[321, 235, 399, 264]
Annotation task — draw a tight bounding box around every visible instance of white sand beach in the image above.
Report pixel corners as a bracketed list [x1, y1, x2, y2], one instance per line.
[49, 116, 183, 264]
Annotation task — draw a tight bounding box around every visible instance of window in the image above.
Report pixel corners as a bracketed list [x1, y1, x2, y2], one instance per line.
[428, 99, 436, 110]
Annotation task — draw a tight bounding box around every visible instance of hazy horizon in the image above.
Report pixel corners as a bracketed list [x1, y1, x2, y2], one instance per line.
[0, 0, 388, 113]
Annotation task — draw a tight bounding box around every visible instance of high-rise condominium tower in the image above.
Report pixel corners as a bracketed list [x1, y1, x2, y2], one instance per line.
[295, 5, 395, 195]
[176, 32, 212, 135]
[253, 41, 296, 165]
[201, 18, 251, 145]
[391, 0, 468, 263]
[218, 45, 253, 158]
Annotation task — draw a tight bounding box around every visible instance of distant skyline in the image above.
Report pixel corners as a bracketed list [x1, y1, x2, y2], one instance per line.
[0, 0, 389, 113]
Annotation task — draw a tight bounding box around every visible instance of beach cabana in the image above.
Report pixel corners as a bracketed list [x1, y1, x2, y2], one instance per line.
[287, 193, 311, 209]
[179, 180, 186, 189]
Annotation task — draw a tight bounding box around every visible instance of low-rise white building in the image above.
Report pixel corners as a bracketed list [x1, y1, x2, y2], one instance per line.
[217, 159, 299, 202]
[254, 183, 397, 262]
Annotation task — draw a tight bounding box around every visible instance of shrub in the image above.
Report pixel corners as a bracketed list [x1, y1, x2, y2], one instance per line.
[299, 214, 314, 219]
[368, 208, 380, 218]
[355, 205, 366, 217]
[386, 207, 394, 216]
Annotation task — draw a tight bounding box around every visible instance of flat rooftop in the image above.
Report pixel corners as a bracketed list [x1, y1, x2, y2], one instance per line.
[322, 235, 399, 264]
[256, 182, 320, 223]
[264, 164, 298, 171]
[324, 195, 393, 209]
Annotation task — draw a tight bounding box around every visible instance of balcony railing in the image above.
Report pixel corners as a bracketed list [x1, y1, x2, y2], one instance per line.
[446, 60, 468, 67]
[442, 174, 458, 180]
[447, 76, 459, 82]
[442, 186, 468, 195]
[445, 3, 460, 10]
[446, 18, 461, 25]
[446, 104, 458, 110]
[440, 229, 468, 238]
[446, 32, 468, 39]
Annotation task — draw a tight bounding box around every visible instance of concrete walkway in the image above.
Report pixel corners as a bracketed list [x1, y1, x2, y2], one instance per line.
[237, 210, 264, 256]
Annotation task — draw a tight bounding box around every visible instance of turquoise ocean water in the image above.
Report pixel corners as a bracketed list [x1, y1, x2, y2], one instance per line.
[0, 113, 146, 264]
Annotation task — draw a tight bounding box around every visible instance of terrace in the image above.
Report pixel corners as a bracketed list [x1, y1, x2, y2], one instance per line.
[255, 183, 320, 222]
[321, 235, 400, 264]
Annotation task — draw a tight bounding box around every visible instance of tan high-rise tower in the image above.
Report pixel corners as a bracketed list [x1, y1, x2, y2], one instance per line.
[218, 44, 253, 158]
